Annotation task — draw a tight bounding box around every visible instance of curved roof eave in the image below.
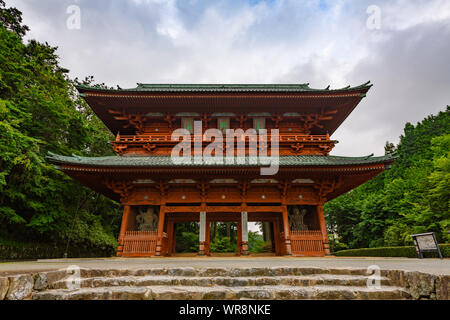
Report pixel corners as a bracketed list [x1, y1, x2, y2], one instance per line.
[46, 153, 396, 169]
[75, 81, 372, 94]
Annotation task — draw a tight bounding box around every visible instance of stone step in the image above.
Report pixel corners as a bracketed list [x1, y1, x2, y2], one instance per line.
[32, 285, 411, 300]
[70, 266, 371, 278]
[50, 274, 391, 290]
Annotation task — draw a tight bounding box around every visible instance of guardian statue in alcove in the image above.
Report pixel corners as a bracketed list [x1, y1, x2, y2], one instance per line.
[136, 206, 159, 231]
[289, 206, 309, 231]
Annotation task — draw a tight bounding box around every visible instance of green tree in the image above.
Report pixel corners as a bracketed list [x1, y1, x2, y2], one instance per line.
[0, 2, 120, 255]
[325, 107, 450, 249]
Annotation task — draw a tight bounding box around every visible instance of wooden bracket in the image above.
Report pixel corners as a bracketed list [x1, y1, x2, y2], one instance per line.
[202, 113, 212, 131]
[196, 180, 210, 202]
[156, 181, 170, 200]
[237, 113, 248, 129]
[108, 108, 145, 133]
[300, 109, 338, 133]
[290, 143, 305, 152]
[112, 143, 128, 155]
[313, 177, 343, 202]
[238, 180, 250, 201]
[318, 142, 335, 154]
[277, 180, 291, 203]
[104, 179, 134, 202]
[271, 113, 283, 129]
[164, 113, 176, 132]
[143, 143, 157, 153]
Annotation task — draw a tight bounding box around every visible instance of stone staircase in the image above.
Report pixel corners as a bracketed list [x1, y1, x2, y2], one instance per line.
[23, 267, 412, 300]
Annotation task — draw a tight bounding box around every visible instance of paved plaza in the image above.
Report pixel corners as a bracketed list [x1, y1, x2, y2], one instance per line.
[0, 256, 449, 276]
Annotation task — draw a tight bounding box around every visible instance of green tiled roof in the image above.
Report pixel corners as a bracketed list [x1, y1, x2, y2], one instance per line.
[47, 153, 395, 168]
[76, 81, 372, 93]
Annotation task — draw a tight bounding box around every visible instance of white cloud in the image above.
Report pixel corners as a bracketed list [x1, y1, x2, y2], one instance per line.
[6, 0, 450, 156]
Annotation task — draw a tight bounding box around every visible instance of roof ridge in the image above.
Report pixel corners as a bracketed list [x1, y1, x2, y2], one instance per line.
[76, 81, 372, 93]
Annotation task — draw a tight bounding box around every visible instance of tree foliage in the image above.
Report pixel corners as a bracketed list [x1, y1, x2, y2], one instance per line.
[325, 107, 450, 249]
[0, 2, 120, 254]
[174, 223, 270, 253]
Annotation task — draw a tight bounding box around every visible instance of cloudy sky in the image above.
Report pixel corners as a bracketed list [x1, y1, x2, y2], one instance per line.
[7, 0, 450, 156]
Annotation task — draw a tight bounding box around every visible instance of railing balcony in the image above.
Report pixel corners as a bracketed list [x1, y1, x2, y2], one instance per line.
[111, 134, 336, 156]
[114, 134, 332, 143]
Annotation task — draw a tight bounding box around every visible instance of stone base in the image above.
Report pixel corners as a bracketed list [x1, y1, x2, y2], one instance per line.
[1, 266, 448, 301]
[0, 266, 450, 300]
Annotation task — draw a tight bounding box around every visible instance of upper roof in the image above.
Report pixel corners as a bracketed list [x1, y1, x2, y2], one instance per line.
[77, 82, 372, 93]
[76, 82, 372, 136]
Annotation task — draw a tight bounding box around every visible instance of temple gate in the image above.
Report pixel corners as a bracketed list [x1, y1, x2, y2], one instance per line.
[48, 82, 395, 257]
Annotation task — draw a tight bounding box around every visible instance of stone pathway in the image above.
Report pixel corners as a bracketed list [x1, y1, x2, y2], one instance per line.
[1, 256, 449, 276]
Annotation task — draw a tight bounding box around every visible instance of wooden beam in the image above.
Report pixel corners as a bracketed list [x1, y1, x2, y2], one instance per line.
[164, 205, 283, 213]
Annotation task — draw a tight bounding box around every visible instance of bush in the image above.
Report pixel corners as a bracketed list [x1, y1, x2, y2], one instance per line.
[334, 244, 450, 258]
[328, 235, 349, 253]
[210, 236, 236, 253]
[177, 232, 199, 253]
[248, 232, 271, 253]
[331, 242, 349, 253]
[0, 242, 116, 261]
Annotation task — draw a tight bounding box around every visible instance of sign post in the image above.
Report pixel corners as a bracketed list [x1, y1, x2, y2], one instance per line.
[411, 232, 443, 259]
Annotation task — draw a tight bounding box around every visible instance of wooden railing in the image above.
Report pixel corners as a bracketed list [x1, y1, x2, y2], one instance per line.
[289, 230, 324, 256]
[116, 135, 173, 143]
[290, 230, 323, 237]
[122, 231, 158, 256]
[115, 134, 331, 143]
[279, 135, 330, 142]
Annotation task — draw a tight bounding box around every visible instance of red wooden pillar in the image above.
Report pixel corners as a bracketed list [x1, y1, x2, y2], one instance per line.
[317, 204, 331, 255]
[155, 205, 166, 256]
[281, 205, 292, 255]
[273, 218, 281, 256]
[117, 205, 131, 256]
[166, 220, 174, 256]
[172, 222, 177, 255]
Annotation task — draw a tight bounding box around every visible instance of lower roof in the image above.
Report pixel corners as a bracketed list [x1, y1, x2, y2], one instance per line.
[47, 153, 395, 202]
[47, 153, 395, 168]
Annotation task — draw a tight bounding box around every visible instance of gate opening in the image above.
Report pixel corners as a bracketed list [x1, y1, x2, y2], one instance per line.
[174, 222, 200, 254]
[208, 222, 238, 255]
